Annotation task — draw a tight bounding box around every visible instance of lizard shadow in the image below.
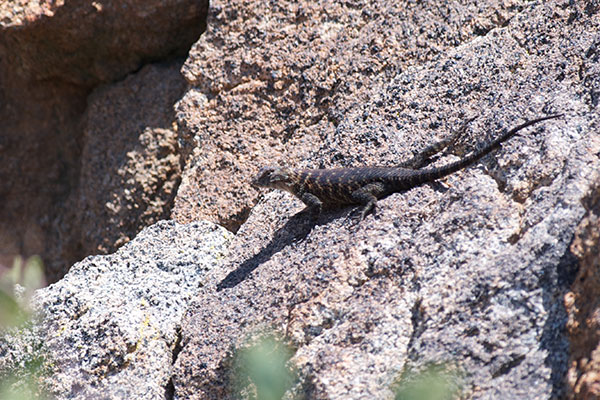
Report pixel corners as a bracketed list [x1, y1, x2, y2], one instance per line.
[216, 208, 343, 291]
[215, 181, 452, 291]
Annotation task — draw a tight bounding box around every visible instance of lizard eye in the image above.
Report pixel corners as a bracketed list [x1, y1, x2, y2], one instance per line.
[252, 166, 276, 187]
[269, 167, 290, 182]
[252, 166, 290, 188]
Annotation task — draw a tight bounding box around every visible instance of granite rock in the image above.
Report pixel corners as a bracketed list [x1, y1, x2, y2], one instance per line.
[172, 1, 600, 399]
[57, 61, 187, 272]
[172, 0, 531, 231]
[1, 220, 233, 400]
[0, 0, 207, 281]
[1, 0, 599, 399]
[565, 184, 600, 399]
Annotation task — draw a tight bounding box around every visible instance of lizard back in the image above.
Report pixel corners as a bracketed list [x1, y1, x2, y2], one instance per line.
[297, 167, 415, 205]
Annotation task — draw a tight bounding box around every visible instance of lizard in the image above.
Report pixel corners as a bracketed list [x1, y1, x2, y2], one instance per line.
[251, 114, 562, 221]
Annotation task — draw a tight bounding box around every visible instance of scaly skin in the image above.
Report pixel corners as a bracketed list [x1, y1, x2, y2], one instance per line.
[252, 114, 562, 220]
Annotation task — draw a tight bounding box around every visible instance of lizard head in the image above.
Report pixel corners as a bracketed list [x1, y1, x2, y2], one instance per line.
[251, 166, 293, 190]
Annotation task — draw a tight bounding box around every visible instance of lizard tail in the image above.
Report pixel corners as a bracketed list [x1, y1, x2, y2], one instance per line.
[413, 113, 563, 184]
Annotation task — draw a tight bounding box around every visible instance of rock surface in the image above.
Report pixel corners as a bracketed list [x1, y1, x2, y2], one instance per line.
[171, 0, 600, 399]
[172, 0, 535, 231]
[1, 0, 599, 399]
[60, 60, 186, 265]
[1, 221, 233, 400]
[0, 0, 208, 281]
[565, 184, 600, 399]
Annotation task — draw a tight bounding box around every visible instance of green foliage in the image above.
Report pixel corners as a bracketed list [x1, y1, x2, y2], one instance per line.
[0, 367, 47, 400]
[0, 255, 45, 331]
[393, 362, 463, 400]
[232, 332, 298, 400]
[0, 290, 25, 329]
[0, 256, 48, 399]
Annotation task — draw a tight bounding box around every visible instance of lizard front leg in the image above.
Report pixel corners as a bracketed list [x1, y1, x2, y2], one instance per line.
[350, 182, 386, 221]
[299, 191, 323, 216]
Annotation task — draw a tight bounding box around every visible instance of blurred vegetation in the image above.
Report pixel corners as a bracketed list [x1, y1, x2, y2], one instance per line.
[1, 258, 467, 400]
[393, 362, 464, 400]
[231, 332, 298, 400]
[229, 331, 465, 400]
[0, 256, 49, 400]
[0, 255, 45, 330]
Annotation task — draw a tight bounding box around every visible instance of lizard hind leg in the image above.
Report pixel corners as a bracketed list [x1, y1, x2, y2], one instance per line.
[398, 116, 475, 169]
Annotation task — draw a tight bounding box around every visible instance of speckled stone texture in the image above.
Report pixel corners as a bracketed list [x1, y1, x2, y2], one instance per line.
[0, 0, 208, 281]
[172, 0, 531, 231]
[1, 221, 233, 400]
[1, 0, 599, 399]
[171, 0, 600, 399]
[58, 61, 187, 268]
[565, 184, 600, 399]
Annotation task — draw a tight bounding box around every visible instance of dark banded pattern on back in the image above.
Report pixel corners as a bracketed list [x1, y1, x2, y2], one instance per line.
[298, 167, 413, 205]
[251, 114, 562, 219]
